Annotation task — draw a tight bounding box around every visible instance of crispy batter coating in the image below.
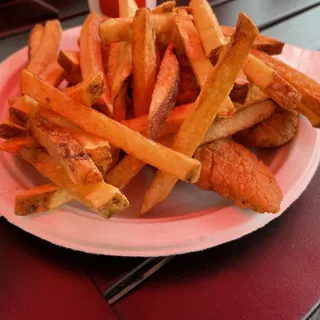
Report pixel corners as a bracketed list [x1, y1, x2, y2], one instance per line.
[235, 107, 298, 148]
[194, 139, 283, 213]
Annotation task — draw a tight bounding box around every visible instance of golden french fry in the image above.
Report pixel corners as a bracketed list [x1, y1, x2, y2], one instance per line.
[21, 69, 201, 183]
[251, 49, 320, 125]
[132, 8, 157, 116]
[119, 0, 138, 17]
[80, 13, 113, 115]
[243, 54, 301, 111]
[0, 121, 26, 139]
[15, 184, 72, 216]
[27, 20, 62, 75]
[230, 70, 249, 104]
[58, 50, 80, 73]
[148, 44, 179, 139]
[141, 12, 259, 215]
[30, 113, 104, 185]
[189, 0, 227, 60]
[152, 1, 176, 13]
[0, 136, 36, 153]
[63, 72, 104, 107]
[235, 83, 269, 110]
[106, 42, 121, 91]
[39, 62, 65, 87]
[28, 24, 44, 61]
[221, 26, 284, 55]
[19, 147, 128, 218]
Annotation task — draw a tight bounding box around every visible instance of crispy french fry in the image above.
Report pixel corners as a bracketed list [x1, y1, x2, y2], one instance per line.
[141, 12, 259, 215]
[132, 8, 157, 116]
[189, 0, 227, 60]
[148, 44, 179, 139]
[221, 26, 284, 55]
[0, 136, 36, 153]
[230, 70, 249, 104]
[119, 0, 138, 17]
[39, 62, 65, 87]
[152, 1, 176, 13]
[27, 20, 62, 75]
[21, 69, 201, 183]
[15, 184, 72, 216]
[106, 42, 121, 90]
[251, 49, 320, 124]
[0, 121, 26, 139]
[63, 70, 83, 85]
[19, 147, 128, 218]
[243, 54, 301, 111]
[80, 13, 113, 115]
[28, 24, 44, 61]
[30, 113, 103, 185]
[175, 9, 235, 118]
[58, 50, 80, 73]
[63, 72, 104, 107]
[9, 95, 38, 127]
[113, 85, 128, 122]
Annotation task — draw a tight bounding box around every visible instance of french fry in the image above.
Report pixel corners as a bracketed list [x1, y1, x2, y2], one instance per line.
[58, 50, 80, 73]
[9, 95, 38, 127]
[28, 24, 44, 61]
[15, 184, 72, 216]
[21, 69, 201, 183]
[0, 121, 26, 139]
[148, 44, 179, 139]
[30, 113, 104, 185]
[113, 85, 128, 122]
[0, 136, 36, 153]
[173, 6, 192, 14]
[243, 54, 302, 111]
[39, 62, 65, 87]
[8, 97, 21, 107]
[19, 147, 129, 218]
[152, 1, 176, 14]
[106, 42, 121, 89]
[63, 72, 104, 107]
[80, 13, 113, 115]
[175, 9, 235, 118]
[221, 26, 284, 55]
[27, 20, 62, 75]
[132, 8, 157, 116]
[235, 83, 269, 110]
[230, 70, 249, 104]
[141, 12, 259, 215]
[64, 70, 82, 85]
[189, 0, 227, 60]
[119, 0, 138, 17]
[251, 49, 320, 124]
[107, 44, 180, 189]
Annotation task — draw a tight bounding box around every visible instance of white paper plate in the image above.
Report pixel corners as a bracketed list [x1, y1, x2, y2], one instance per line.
[1, 27, 319, 257]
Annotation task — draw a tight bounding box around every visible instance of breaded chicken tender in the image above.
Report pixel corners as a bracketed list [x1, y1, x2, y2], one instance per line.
[194, 139, 283, 213]
[234, 107, 298, 148]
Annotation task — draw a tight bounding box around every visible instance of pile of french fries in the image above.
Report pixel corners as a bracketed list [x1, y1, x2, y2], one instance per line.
[1, 0, 320, 218]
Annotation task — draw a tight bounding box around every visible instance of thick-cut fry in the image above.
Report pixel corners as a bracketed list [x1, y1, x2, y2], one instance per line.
[141, 12, 259, 215]
[21, 70, 201, 182]
[15, 184, 72, 216]
[251, 49, 320, 124]
[243, 54, 302, 111]
[189, 0, 227, 60]
[30, 114, 103, 185]
[63, 72, 104, 107]
[175, 9, 235, 117]
[0, 121, 26, 139]
[64, 71, 82, 85]
[19, 147, 129, 218]
[39, 62, 65, 87]
[80, 13, 113, 115]
[132, 8, 157, 116]
[27, 20, 62, 75]
[230, 71, 249, 104]
[152, 1, 176, 13]
[148, 44, 179, 139]
[0, 136, 36, 153]
[9, 95, 38, 127]
[58, 50, 80, 73]
[28, 24, 44, 61]
[221, 26, 284, 55]
[119, 0, 138, 17]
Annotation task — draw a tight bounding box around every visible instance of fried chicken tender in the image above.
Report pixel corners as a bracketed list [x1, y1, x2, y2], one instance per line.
[194, 139, 283, 213]
[235, 107, 298, 148]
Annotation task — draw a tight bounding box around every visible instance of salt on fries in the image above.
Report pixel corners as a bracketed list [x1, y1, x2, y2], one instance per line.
[2, 0, 320, 218]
